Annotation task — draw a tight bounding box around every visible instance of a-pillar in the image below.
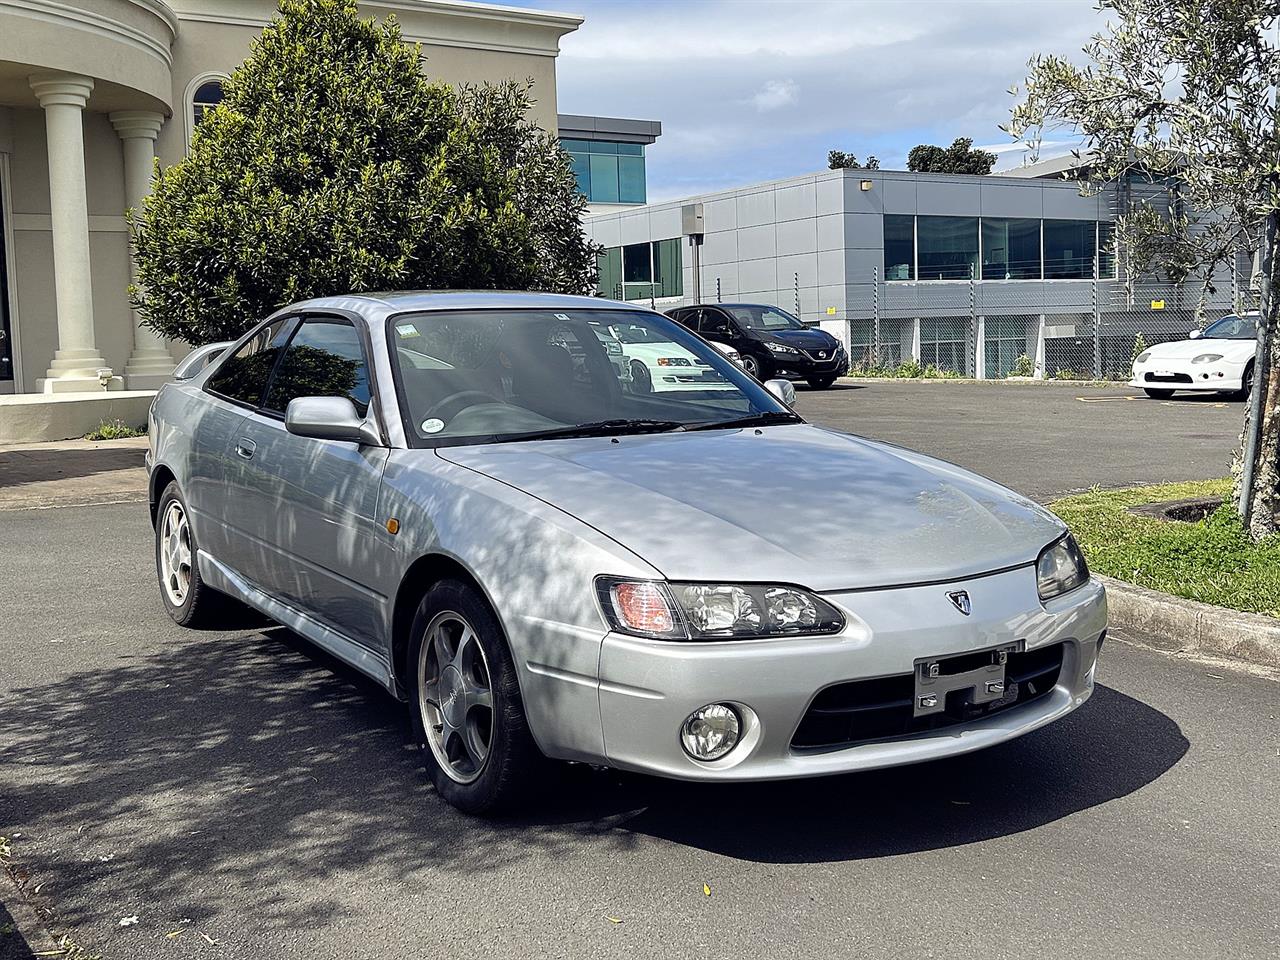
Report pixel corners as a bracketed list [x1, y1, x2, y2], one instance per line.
[30, 73, 119, 393]
[110, 110, 172, 389]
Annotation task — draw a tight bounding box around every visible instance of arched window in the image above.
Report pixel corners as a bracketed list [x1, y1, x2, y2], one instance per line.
[192, 80, 224, 127]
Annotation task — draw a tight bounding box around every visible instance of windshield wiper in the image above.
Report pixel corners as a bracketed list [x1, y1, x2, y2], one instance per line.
[498, 418, 689, 442]
[686, 411, 803, 431]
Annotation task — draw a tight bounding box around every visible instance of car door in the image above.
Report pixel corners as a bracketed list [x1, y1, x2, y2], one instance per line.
[698, 308, 737, 347]
[194, 318, 293, 561]
[223, 314, 392, 648]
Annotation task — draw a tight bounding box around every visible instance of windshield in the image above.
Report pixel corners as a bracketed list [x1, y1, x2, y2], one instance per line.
[724, 305, 807, 331]
[1202, 315, 1257, 340]
[388, 309, 793, 446]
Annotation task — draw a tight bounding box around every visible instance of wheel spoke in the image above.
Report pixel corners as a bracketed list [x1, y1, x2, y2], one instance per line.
[466, 684, 493, 712]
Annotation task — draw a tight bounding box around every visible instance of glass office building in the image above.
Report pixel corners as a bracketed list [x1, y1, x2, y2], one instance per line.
[557, 114, 661, 210]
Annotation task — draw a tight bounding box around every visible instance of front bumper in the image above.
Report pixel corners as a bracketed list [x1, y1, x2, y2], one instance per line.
[1130, 356, 1246, 392]
[767, 345, 847, 376]
[596, 566, 1106, 781]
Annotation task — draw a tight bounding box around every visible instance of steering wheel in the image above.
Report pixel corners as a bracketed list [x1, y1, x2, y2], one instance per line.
[424, 390, 501, 423]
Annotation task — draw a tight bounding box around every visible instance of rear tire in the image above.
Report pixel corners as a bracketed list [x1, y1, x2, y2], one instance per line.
[807, 374, 838, 389]
[408, 580, 545, 816]
[154, 481, 225, 627]
[1143, 388, 1174, 400]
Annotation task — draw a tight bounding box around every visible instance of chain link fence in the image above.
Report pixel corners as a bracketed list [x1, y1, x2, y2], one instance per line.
[831, 260, 1253, 380]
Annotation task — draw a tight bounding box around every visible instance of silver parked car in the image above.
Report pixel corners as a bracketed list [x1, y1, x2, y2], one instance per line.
[147, 292, 1106, 814]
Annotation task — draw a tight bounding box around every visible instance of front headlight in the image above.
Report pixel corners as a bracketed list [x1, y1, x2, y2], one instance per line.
[1036, 533, 1089, 601]
[1192, 353, 1224, 363]
[765, 342, 799, 355]
[596, 577, 845, 640]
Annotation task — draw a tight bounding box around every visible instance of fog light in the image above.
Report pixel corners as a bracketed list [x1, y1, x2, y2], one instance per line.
[680, 703, 741, 761]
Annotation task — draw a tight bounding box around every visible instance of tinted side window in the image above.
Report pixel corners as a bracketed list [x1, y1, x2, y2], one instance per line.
[671, 309, 697, 330]
[206, 320, 289, 407]
[700, 310, 732, 334]
[264, 318, 371, 416]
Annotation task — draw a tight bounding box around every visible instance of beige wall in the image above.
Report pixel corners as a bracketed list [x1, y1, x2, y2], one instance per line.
[1, 0, 580, 391]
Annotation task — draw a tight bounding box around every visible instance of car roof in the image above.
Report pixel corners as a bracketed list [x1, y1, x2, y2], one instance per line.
[679, 302, 779, 309]
[282, 290, 654, 318]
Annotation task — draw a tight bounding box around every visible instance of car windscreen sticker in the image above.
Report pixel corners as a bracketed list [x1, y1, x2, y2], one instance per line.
[421, 418, 445, 434]
[395, 323, 419, 339]
[554, 313, 572, 322]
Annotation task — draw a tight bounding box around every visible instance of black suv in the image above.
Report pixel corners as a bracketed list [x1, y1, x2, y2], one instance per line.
[666, 303, 847, 389]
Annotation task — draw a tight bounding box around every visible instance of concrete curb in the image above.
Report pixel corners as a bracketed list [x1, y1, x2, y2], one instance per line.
[1098, 574, 1280, 668]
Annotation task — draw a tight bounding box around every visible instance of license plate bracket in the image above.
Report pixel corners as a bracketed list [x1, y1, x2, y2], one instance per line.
[913, 642, 1023, 718]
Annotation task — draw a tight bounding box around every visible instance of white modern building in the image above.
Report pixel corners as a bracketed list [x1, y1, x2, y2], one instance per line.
[0, 0, 582, 398]
[583, 162, 1244, 379]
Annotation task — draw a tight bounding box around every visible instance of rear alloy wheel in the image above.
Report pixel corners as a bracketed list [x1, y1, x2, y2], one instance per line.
[409, 580, 544, 815]
[1144, 388, 1175, 400]
[807, 374, 838, 389]
[154, 481, 225, 627]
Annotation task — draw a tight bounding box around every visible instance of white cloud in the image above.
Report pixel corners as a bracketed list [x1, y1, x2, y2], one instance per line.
[544, 0, 1106, 199]
[751, 79, 798, 112]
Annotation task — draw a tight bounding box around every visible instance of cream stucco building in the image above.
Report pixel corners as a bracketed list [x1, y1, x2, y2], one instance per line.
[0, 0, 582, 396]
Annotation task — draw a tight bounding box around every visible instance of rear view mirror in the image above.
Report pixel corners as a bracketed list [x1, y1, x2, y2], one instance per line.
[764, 378, 797, 406]
[285, 396, 382, 446]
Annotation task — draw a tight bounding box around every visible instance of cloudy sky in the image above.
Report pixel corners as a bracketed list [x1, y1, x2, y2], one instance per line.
[511, 0, 1109, 201]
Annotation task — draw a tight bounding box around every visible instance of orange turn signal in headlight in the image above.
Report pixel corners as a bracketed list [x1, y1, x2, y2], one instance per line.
[610, 581, 675, 634]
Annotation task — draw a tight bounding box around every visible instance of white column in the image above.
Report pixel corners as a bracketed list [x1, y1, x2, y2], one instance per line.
[110, 110, 172, 389]
[30, 73, 119, 393]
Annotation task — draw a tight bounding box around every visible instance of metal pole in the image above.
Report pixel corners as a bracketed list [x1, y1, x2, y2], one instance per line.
[1093, 251, 1102, 378]
[968, 262, 976, 377]
[716, 277, 721, 303]
[794, 272, 800, 316]
[872, 266, 881, 366]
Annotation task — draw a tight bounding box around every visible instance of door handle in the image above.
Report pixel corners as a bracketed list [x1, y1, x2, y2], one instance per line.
[235, 438, 256, 460]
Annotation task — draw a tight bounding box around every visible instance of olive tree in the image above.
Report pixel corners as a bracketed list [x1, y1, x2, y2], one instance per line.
[1008, 0, 1280, 539]
[131, 0, 598, 346]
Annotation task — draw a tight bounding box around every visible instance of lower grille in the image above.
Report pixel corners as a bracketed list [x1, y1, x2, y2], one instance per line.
[791, 642, 1065, 751]
[1145, 372, 1193, 384]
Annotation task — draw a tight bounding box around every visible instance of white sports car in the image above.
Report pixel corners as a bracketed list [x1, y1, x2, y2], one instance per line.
[608, 321, 738, 393]
[1130, 312, 1257, 399]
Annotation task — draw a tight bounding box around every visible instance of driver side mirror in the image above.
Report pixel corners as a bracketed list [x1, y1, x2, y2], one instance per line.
[764, 378, 797, 406]
[285, 396, 382, 446]
[1188, 328, 1202, 339]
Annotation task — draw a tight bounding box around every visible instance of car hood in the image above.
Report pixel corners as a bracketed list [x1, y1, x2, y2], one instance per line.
[436, 425, 1064, 591]
[1145, 338, 1255, 360]
[758, 328, 838, 351]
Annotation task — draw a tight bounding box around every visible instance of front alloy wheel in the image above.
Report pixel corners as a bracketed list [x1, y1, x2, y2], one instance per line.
[153, 480, 225, 627]
[740, 353, 767, 380]
[418, 611, 494, 785]
[408, 580, 545, 814]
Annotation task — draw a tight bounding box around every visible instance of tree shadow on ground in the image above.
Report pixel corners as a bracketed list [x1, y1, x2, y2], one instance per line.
[0, 624, 1187, 934]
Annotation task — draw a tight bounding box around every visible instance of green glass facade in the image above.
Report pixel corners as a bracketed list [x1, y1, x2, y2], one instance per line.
[596, 239, 682, 300]
[562, 138, 646, 204]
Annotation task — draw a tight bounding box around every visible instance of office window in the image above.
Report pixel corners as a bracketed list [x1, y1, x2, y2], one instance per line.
[884, 215, 914, 281]
[589, 154, 620, 203]
[597, 247, 623, 299]
[1044, 219, 1097, 279]
[618, 156, 646, 204]
[560, 138, 647, 204]
[653, 238, 683, 298]
[1098, 222, 1116, 278]
[982, 218, 1041, 280]
[622, 243, 652, 284]
[917, 217, 979, 281]
[920, 317, 971, 375]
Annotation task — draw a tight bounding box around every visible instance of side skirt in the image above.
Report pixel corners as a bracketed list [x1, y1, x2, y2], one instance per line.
[198, 549, 397, 694]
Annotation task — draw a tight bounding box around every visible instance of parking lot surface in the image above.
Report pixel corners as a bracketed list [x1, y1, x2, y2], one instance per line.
[796, 380, 1241, 501]
[2, 494, 1278, 960]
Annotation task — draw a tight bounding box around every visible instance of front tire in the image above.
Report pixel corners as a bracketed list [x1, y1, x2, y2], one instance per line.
[409, 580, 544, 815]
[630, 359, 652, 394]
[807, 374, 838, 389]
[741, 353, 770, 381]
[1144, 388, 1174, 400]
[154, 481, 223, 627]
[1235, 362, 1255, 401]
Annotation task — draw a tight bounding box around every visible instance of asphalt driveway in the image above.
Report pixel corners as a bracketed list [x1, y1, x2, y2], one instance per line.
[795, 380, 1241, 501]
[1, 501, 1277, 960]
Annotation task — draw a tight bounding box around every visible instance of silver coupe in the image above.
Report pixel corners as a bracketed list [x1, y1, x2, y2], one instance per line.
[147, 292, 1107, 814]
